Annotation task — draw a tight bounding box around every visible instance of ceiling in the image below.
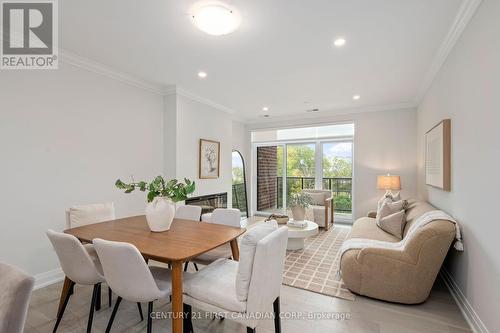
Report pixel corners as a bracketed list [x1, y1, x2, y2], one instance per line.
[59, 0, 463, 120]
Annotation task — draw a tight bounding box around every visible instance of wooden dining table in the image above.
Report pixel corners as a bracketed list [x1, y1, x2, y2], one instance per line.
[63, 215, 245, 333]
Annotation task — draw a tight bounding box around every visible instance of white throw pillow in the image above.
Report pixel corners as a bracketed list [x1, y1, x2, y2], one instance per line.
[307, 192, 325, 206]
[236, 220, 278, 301]
[376, 210, 406, 239]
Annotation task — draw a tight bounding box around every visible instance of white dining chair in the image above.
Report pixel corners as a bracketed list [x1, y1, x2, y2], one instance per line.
[183, 221, 287, 333]
[175, 205, 202, 221]
[187, 208, 242, 271]
[66, 202, 115, 229]
[0, 262, 34, 333]
[93, 238, 172, 333]
[46, 230, 111, 333]
[65, 202, 116, 307]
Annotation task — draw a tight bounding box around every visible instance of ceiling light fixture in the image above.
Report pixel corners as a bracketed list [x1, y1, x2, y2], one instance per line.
[262, 106, 269, 112]
[191, 4, 241, 36]
[198, 71, 207, 78]
[334, 38, 346, 47]
[353, 95, 361, 100]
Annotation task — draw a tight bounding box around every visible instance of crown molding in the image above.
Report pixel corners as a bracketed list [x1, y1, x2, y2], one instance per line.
[59, 50, 167, 95]
[414, 0, 482, 104]
[245, 101, 417, 125]
[165, 86, 235, 114]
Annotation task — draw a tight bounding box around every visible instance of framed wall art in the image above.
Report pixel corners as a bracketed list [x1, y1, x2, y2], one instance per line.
[199, 139, 220, 179]
[425, 119, 451, 191]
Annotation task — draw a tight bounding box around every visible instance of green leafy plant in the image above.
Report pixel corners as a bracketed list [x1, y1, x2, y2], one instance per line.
[115, 176, 195, 203]
[287, 192, 312, 208]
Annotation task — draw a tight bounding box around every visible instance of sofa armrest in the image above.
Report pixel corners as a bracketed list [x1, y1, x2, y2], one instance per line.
[356, 247, 415, 266]
[367, 211, 377, 218]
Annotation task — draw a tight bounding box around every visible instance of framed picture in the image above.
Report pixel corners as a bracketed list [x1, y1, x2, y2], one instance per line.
[199, 139, 220, 179]
[425, 119, 451, 191]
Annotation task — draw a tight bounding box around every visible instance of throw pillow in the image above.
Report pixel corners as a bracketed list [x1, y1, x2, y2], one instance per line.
[376, 209, 406, 239]
[236, 220, 278, 301]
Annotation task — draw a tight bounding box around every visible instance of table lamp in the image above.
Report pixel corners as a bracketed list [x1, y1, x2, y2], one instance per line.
[377, 174, 401, 196]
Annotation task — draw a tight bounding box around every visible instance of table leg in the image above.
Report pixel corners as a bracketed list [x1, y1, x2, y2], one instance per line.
[171, 261, 183, 333]
[57, 277, 73, 316]
[230, 239, 240, 261]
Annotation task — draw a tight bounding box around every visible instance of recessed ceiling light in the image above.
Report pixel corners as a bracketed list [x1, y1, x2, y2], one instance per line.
[334, 38, 346, 47]
[198, 71, 207, 78]
[353, 95, 361, 100]
[262, 106, 269, 112]
[191, 4, 241, 36]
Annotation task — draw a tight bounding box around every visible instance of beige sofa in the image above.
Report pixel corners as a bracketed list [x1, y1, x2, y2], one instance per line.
[302, 189, 334, 230]
[341, 200, 456, 304]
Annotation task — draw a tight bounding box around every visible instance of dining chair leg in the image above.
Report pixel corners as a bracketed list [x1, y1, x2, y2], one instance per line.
[86, 284, 100, 333]
[247, 327, 255, 333]
[52, 281, 75, 333]
[137, 302, 144, 321]
[184, 262, 189, 272]
[193, 263, 199, 271]
[183, 303, 193, 333]
[108, 286, 112, 307]
[147, 302, 153, 333]
[273, 297, 282, 333]
[96, 283, 102, 311]
[105, 296, 122, 333]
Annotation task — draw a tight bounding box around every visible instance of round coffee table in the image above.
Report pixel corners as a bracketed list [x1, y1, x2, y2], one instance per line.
[286, 220, 319, 250]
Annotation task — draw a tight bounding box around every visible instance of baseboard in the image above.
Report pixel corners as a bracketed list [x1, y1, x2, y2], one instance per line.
[34, 268, 64, 290]
[440, 268, 490, 333]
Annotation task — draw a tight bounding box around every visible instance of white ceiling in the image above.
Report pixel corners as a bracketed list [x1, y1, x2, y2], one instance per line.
[59, 0, 463, 120]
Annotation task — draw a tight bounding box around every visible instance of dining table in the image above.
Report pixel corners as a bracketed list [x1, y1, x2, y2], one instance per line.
[62, 215, 246, 333]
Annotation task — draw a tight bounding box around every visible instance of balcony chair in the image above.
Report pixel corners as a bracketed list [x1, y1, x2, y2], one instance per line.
[302, 189, 334, 230]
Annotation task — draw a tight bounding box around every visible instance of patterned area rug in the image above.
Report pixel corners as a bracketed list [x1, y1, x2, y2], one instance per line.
[282, 225, 356, 301]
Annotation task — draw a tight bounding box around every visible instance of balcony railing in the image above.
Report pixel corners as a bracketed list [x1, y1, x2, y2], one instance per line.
[277, 177, 352, 213]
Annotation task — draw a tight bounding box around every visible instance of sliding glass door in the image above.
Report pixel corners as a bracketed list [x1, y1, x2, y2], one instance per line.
[322, 141, 353, 221]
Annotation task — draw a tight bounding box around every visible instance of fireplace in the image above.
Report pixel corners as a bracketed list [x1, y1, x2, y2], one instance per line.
[185, 192, 228, 215]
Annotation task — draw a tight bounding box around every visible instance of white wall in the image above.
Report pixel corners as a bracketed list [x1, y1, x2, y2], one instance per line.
[417, 1, 499, 331]
[0, 63, 164, 282]
[174, 95, 233, 207]
[247, 108, 418, 219]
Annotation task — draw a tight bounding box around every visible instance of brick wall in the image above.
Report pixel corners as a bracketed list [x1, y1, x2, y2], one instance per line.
[257, 146, 278, 211]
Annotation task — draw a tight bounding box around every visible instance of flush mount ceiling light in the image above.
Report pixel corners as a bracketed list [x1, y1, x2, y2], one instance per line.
[334, 38, 346, 47]
[191, 3, 241, 36]
[353, 95, 361, 100]
[198, 71, 207, 78]
[262, 106, 269, 111]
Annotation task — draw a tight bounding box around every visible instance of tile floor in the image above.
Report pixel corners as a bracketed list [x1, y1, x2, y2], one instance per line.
[25, 273, 472, 333]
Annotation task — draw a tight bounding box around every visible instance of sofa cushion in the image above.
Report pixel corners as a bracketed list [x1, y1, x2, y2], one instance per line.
[346, 217, 400, 243]
[236, 221, 278, 301]
[376, 210, 406, 239]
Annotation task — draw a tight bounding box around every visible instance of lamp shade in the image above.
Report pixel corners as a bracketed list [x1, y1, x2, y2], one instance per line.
[377, 175, 401, 190]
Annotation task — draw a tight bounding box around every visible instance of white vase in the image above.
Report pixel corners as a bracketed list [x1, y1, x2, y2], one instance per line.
[291, 206, 306, 221]
[145, 196, 175, 232]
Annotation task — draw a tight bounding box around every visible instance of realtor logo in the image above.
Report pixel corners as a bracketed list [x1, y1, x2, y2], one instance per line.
[1, 0, 58, 69]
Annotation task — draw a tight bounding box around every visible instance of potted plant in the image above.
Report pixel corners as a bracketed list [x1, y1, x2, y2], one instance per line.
[115, 176, 195, 232]
[287, 192, 312, 221]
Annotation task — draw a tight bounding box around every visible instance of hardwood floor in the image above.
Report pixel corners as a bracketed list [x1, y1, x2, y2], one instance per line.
[26, 272, 471, 333]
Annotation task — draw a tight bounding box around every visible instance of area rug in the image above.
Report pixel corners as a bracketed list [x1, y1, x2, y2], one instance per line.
[282, 225, 356, 301]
